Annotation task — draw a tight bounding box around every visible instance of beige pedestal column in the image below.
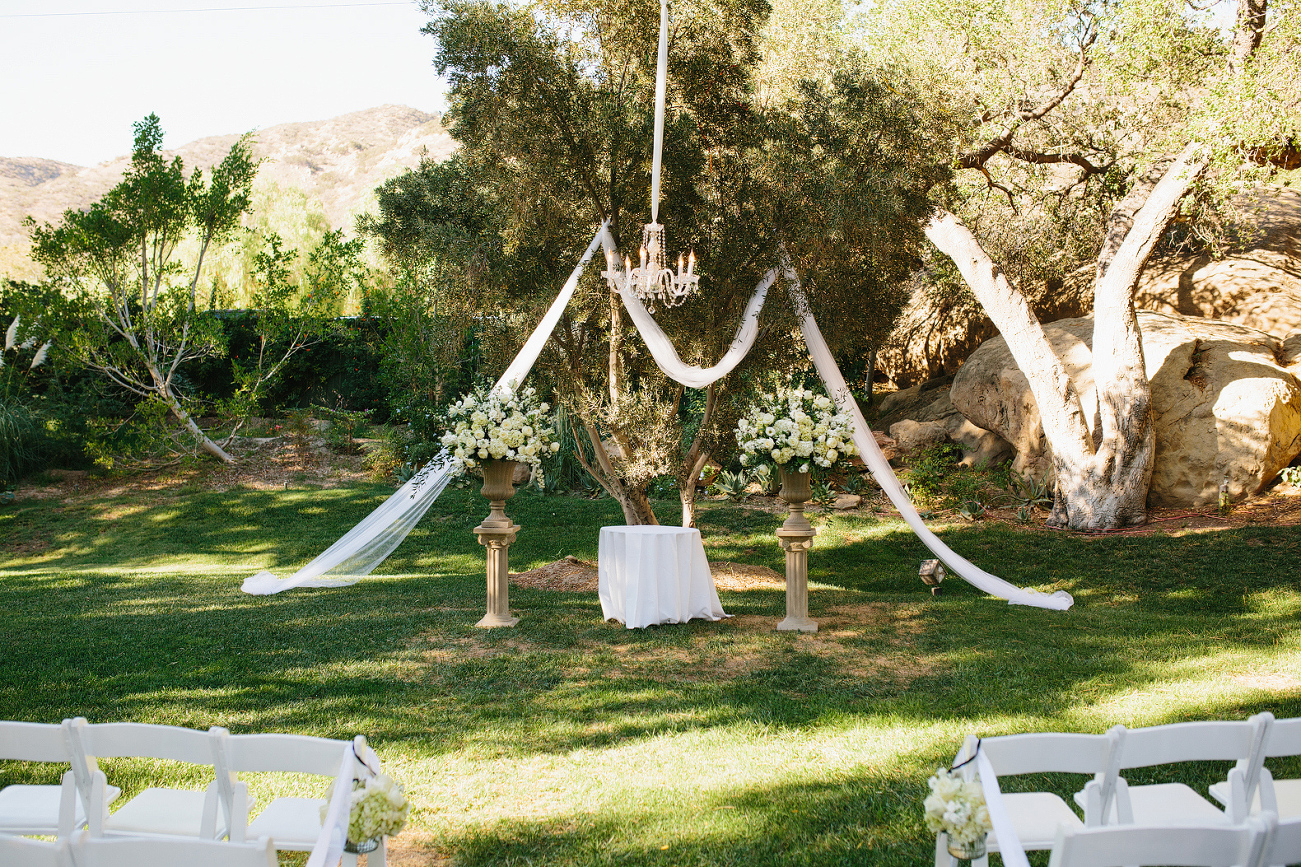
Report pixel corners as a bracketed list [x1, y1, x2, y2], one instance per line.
[776, 466, 818, 632]
[474, 459, 520, 628]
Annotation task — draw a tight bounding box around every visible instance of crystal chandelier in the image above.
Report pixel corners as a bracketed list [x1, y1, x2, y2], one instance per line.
[601, 0, 699, 313]
[601, 223, 698, 313]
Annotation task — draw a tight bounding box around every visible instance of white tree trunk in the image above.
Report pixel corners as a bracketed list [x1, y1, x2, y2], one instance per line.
[145, 360, 235, 464]
[924, 144, 1206, 529]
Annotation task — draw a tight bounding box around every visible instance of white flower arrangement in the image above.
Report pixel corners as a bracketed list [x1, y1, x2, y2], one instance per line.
[922, 767, 991, 850]
[735, 386, 858, 474]
[321, 773, 411, 845]
[439, 381, 560, 477]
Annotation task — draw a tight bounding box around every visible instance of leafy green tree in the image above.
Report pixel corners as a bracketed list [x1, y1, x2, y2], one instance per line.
[27, 115, 257, 464]
[382, 0, 934, 525]
[218, 228, 369, 442]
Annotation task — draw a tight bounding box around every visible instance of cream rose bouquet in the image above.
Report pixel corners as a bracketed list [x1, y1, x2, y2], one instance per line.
[735, 386, 857, 474]
[923, 767, 991, 851]
[439, 381, 560, 478]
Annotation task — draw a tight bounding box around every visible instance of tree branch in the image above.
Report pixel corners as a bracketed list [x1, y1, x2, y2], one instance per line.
[957, 28, 1097, 172]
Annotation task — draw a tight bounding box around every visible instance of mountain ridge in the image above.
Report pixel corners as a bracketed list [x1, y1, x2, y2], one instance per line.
[0, 105, 457, 280]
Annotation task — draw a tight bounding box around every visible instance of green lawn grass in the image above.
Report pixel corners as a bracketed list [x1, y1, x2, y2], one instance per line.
[2, 481, 1299, 866]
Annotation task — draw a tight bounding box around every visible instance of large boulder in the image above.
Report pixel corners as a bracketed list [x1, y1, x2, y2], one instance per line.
[1135, 190, 1301, 338]
[951, 312, 1301, 507]
[874, 378, 1015, 467]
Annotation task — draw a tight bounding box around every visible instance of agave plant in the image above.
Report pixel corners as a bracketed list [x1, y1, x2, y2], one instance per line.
[811, 478, 837, 510]
[1008, 471, 1053, 512]
[710, 469, 751, 502]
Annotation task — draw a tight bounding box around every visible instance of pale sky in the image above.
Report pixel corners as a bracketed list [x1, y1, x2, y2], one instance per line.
[0, 1, 448, 166]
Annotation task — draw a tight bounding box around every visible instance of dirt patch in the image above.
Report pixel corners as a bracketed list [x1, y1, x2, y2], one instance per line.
[1231, 672, 1301, 695]
[384, 835, 451, 867]
[710, 561, 785, 591]
[12, 434, 377, 505]
[511, 556, 598, 592]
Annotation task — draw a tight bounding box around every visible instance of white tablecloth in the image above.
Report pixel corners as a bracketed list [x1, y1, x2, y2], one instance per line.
[598, 525, 729, 629]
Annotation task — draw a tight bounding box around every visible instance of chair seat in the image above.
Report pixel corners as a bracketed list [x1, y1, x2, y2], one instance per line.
[104, 788, 212, 837]
[0, 784, 84, 834]
[246, 796, 328, 850]
[0, 780, 122, 835]
[988, 792, 1086, 851]
[1210, 778, 1301, 820]
[1126, 783, 1232, 825]
[1272, 780, 1301, 819]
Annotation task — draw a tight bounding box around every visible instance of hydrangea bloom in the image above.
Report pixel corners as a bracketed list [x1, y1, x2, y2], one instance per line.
[319, 772, 411, 845]
[439, 381, 560, 482]
[735, 386, 857, 473]
[922, 767, 991, 848]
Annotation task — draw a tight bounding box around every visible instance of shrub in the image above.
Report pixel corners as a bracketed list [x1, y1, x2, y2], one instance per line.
[0, 397, 41, 484]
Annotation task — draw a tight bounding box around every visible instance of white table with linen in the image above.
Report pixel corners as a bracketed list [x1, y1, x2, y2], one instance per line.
[598, 525, 729, 629]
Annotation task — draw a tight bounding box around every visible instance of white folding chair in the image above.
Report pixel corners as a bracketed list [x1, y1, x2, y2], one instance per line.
[0, 720, 117, 838]
[65, 718, 228, 839]
[1046, 813, 1275, 867]
[1212, 717, 1301, 822]
[1079, 714, 1273, 827]
[66, 831, 277, 867]
[0, 833, 72, 867]
[935, 728, 1123, 867]
[1261, 816, 1301, 867]
[216, 730, 385, 865]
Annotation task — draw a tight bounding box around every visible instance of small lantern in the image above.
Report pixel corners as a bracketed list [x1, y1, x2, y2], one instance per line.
[919, 559, 945, 596]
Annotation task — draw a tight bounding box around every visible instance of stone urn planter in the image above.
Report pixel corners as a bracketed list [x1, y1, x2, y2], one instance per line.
[474, 459, 521, 628]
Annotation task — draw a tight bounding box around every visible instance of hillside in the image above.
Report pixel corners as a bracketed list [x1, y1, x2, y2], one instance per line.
[0, 105, 457, 281]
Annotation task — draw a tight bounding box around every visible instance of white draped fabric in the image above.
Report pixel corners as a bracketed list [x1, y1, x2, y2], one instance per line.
[977, 747, 1031, 867]
[604, 243, 1071, 610]
[783, 269, 1073, 611]
[306, 744, 354, 867]
[245, 221, 1071, 612]
[241, 224, 610, 595]
[600, 226, 773, 389]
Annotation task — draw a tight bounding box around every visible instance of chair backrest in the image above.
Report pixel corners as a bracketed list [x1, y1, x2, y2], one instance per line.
[217, 731, 354, 776]
[1263, 718, 1301, 760]
[68, 832, 278, 867]
[1113, 717, 1269, 770]
[1046, 815, 1275, 867]
[67, 721, 222, 765]
[959, 730, 1122, 777]
[0, 834, 70, 867]
[0, 720, 74, 763]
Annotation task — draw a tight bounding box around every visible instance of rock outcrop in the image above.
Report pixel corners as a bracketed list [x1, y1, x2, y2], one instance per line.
[1135, 190, 1301, 339]
[951, 312, 1301, 507]
[874, 379, 1015, 468]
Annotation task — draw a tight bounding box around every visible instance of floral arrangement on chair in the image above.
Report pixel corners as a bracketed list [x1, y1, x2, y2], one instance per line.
[923, 766, 992, 858]
[439, 381, 560, 476]
[322, 773, 411, 848]
[735, 386, 858, 474]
